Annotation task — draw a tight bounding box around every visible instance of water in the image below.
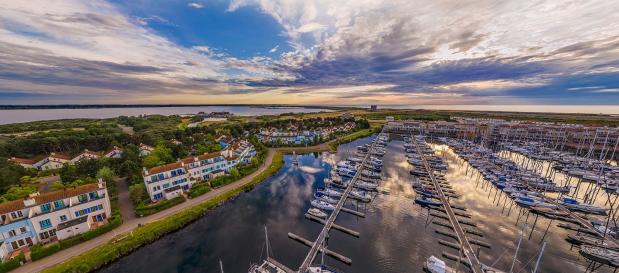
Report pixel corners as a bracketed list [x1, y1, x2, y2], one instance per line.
[353, 105, 619, 115]
[99, 136, 611, 273]
[0, 106, 332, 125]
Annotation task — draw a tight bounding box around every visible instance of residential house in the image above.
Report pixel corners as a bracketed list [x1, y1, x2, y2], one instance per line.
[104, 146, 123, 159]
[139, 143, 154, 157]
[142, 141, 256, 202]
[0, 181, 111, 261]
[37, 153, 71, 170]
[143, 162, 192, 201]
[9, 157, 36, 169]
[70, 149, 99, 164]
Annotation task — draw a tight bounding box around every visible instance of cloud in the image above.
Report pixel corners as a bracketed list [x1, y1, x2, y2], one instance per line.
[1, 0, 619, 105]
[187, 2, 204, 9]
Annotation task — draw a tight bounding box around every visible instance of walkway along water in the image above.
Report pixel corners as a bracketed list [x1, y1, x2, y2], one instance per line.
[12, 149, 276, 273]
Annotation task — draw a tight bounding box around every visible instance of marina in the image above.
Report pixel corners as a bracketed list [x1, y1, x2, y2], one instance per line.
[98, 119, 619, 273]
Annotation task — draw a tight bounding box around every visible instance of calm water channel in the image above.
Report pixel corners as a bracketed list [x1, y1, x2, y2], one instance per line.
[100, 135, 610, 273]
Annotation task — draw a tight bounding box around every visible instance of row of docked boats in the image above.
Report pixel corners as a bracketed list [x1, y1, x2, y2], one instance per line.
[444, 137, 619, 267]
[503, 141, 619, 194]
[308, 133, 389, 219]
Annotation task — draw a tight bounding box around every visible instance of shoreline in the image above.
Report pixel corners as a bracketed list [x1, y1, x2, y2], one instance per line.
[16, 129, 375, 273]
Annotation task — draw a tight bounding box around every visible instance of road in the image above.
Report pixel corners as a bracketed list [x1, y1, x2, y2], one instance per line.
[14, 149, 275, 273]
[15, 130, 369, 272]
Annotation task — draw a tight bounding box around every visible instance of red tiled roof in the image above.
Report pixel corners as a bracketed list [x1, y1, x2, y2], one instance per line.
[10, 157, 36, 165]
[0, 200, 25, 215]
[50, 153, 72, 160]
[0, 183, 101, 214]
[197, 151, 222, 161]
[33, 183, 100, 205]
[147, 161, 183, 175]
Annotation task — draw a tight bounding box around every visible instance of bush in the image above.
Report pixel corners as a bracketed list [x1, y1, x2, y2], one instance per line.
[42, 151, 286, 273]
[0, 253, 24, 273]
[134, 196, 185, 217]
[30, 215, 123, 261]
[187, 183, 211, 198]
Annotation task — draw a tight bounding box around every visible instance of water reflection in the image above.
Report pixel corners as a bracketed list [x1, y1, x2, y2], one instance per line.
[98, 136, 611, 273]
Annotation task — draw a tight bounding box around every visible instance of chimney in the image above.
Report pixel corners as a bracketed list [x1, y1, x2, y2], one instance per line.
[98, 178, 105, 188]
[23, 193, 39, 207]
[143, 167, 148, 175]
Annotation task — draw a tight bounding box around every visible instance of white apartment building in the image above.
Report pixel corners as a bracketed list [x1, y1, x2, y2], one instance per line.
[142, 140, 256, 202]
[0, 181, 111, 261]
[143, 162, 193, 201]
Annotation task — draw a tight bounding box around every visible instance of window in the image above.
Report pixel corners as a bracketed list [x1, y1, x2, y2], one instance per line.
[8, 230, 16, 237]
[171, 170, 177, 176]
[59, 215, 67, 222]
[53, 200, 65, 209]
[150, 175, 158, 182]
[40, 203, 51, 213]
[19, 227, 27, 234]
[39, 229, 57, 240]
[89, 191, 99, 199]
[78, 194, 88, 203]
[11, 210, 23, 219]
[39, 219, 52, 230]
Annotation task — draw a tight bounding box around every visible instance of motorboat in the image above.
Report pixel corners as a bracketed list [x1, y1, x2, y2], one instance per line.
[579, 245, 619, 267]
[317, 188, 342, 197]
[314, 193, 338, 204]
[415, 197, 443, 207]
[311, 199, 335, 211]
[308, 208, 328, 219]
[558, 197, 609, 215]
[355, 181, 378, 190]
[350, 189, 372, 202]
[423, 255, 456, 273]
[308, 265, 340, 273]
[567, 234, 619, 251]
[514, 196, 557, 208]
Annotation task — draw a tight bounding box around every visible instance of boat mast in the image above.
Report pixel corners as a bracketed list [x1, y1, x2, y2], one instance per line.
[532, 241, 547, 273]
[219, 259, 224, 273]
[509, 223, 526, 273]
[264, 225, 270, 258]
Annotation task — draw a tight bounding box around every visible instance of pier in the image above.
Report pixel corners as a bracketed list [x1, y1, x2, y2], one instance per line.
[414, 139, 484, 273]
[295, 128, 384, 272]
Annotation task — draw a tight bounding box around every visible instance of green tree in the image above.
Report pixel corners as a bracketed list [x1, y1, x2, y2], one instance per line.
[96, 166, 115, 183]
[129, 183, 147, 206]
[230, 167, 240, 178]
[143, 154, 162, 168]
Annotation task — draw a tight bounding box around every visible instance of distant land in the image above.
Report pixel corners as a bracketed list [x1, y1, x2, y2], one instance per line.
[0, 104, 349, 110]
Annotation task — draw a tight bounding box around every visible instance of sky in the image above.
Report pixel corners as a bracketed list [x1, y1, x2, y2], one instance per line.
[0, 0, 619, 106]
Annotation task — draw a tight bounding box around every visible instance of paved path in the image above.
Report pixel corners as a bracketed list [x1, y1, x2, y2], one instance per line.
[14, 149, 275, 273]
[115, 177, 136, 224]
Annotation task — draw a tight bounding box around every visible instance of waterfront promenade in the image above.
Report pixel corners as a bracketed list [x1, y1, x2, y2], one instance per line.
[14, 150, 276, 273]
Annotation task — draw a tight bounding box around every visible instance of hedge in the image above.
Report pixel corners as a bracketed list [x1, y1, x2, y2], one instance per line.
[30, 214, 122, 261]
[42, 151, 286, 273]
[187, 183, 211, 198]
[0, 253, 24, 273]
[134, 196, 185, 217]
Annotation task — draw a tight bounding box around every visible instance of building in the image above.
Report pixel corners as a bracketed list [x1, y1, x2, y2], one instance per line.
[139, 143, 154, 157]
[104, 146, 123, 158]
[342, 112, 354, 120]
[70, 149, 99, 164]
[370, 105, 378, 111]
[142, 140, 256, 202]
[0, 181, 111, 261]
[9, 157, 36, 169]
[143, 162, 192, 201]
[36, 153, 71, 170]
[385, 116, 395, 122]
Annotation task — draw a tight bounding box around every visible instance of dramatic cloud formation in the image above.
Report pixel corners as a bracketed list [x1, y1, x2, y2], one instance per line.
[1, 0, 618, 104]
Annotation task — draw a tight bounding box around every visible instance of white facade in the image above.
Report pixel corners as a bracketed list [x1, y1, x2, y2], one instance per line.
[0, 181, 111, 260]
